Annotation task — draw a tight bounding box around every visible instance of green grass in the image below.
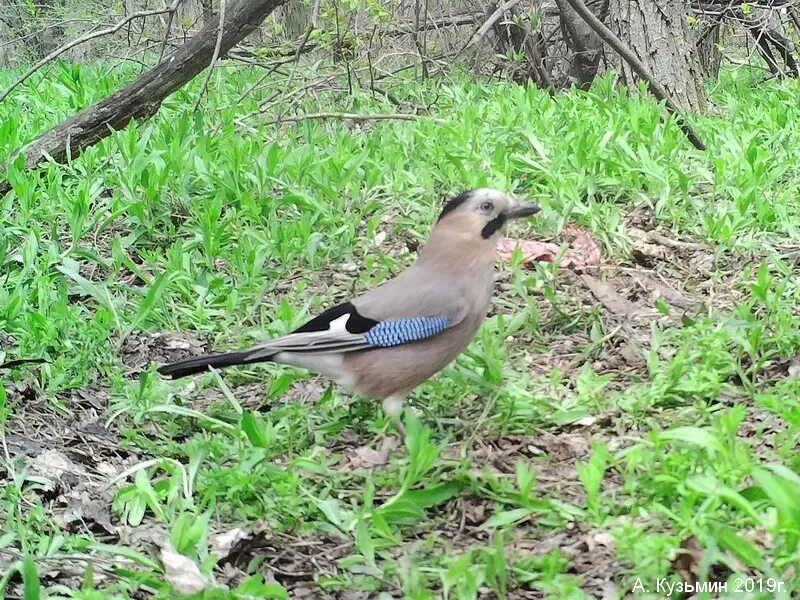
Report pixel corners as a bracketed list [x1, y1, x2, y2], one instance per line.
[1, 61, 800, 598]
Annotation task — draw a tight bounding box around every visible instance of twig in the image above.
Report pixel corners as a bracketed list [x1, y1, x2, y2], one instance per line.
[265, 112, 446, 124]
[273, 0, 323, 128]
[644, 231, 708, 251]
[412, 0, 430, 78]
[245, 71, 339, 120]
[225, 40, 319, 79]
[0, 0, 185, 105]
[193, 0, 227, 111]
[388, 13, 479, 37]
[561, 0, 707, 151]
[157, 0, 178, 64]
[0, 18, 96, 50]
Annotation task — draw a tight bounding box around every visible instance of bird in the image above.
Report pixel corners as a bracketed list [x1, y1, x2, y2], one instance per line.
[157, 188, 540, 421]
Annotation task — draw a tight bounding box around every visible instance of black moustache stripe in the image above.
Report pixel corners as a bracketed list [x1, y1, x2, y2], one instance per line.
[481, 214, 507, 238]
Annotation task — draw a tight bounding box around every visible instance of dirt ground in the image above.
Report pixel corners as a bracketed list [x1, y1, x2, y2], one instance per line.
[3, 204, 795, 599]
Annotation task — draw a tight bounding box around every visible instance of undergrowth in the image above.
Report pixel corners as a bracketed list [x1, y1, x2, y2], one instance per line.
[1, 63, 799, 599]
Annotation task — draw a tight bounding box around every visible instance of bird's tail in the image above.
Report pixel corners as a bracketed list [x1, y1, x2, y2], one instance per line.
[0, 358, 47, 369]
[157, 347, 276, 379]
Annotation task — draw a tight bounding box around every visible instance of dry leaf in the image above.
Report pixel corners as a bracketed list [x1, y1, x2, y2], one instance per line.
[672, 536, 703, 586]
[788, 357, 800, 378]
[580, 274, 643, 316]
[28, 449, 83, 492]
[341, 436, 401, 470]
[535, 433, 589, 461]
[591, 531, 616, 550]
[497, 225, 601, 270]
[160, 544, 210, 595]
[565, 224, 602, 266]
[209, 521, 270, 561]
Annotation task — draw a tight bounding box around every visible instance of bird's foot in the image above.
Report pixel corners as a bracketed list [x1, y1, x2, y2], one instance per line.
[370, 416, 404, 448]
[375, 395, 406, 443]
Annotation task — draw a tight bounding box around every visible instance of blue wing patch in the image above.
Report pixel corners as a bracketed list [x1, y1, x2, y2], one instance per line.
[363, 316, 453, 347]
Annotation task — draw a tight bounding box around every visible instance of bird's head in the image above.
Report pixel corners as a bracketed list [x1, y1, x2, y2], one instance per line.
[421, 188, 540, 269]
[437, 188, 540, 239]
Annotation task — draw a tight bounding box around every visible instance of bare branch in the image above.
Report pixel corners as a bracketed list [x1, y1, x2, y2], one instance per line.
[273, 0, 323, 128]
[193, 0, 227, 110]
[157, 0, 179, 65]
[392, 13, 479, 36]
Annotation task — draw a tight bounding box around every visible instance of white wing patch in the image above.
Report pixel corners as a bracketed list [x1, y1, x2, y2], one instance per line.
[327, 313, 351, 332]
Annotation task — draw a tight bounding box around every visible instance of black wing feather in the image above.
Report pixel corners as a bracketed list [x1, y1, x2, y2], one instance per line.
[292, 301, 378, 334]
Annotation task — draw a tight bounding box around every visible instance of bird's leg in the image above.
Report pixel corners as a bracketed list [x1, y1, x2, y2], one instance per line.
[381, 396, 406, 437]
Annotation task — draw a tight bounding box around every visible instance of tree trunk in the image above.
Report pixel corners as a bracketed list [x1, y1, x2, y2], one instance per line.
[693, 21, 721, 81]
[1, 0, 287, 194]
[280, 1, 312, 38]
[608, 0, 706, 111]
[555, 0, 607, 89]
[200, 0, 215, 26]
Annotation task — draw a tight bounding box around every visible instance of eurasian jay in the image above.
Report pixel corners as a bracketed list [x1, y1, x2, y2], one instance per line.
[157, 189, 540, 419]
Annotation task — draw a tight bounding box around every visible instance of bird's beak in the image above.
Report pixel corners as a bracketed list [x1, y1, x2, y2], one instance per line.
[505, 200, 541, 219]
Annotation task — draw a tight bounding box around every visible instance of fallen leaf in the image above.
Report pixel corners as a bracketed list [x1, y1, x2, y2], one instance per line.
[340, 436, 400, 470]
[351, 446, 388, 467]
[600, 581, 619, 600]
[498, 225, 601, 270]
[672, 536, 703, 586]
[462, 496, 489, 526]
[53, 490, 116, 534]
[210, 528, 249, 561]
[590, 531, 616, 550]
[160, 544, 209, 595]
[565, 224, 602, 266]
[580, 274, 644, 316]
[788, 358, 800, 378]
[534, 433, 589, 461]
[209, 521, 270, 561]
[28, 449, 83, 492]
[631, 240, 671, 267]
[630, 228, 711, 270]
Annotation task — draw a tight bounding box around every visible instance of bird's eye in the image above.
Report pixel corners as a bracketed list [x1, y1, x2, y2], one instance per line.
[480, 201, 494, 212]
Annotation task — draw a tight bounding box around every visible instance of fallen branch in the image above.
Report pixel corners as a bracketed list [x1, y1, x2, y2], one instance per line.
[561, 0, 707, 151]
[393, 13, 479, 36]
[266, 112, 446, 124]
[0, 0, 186, 105]
[644, 230, 708, 251]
